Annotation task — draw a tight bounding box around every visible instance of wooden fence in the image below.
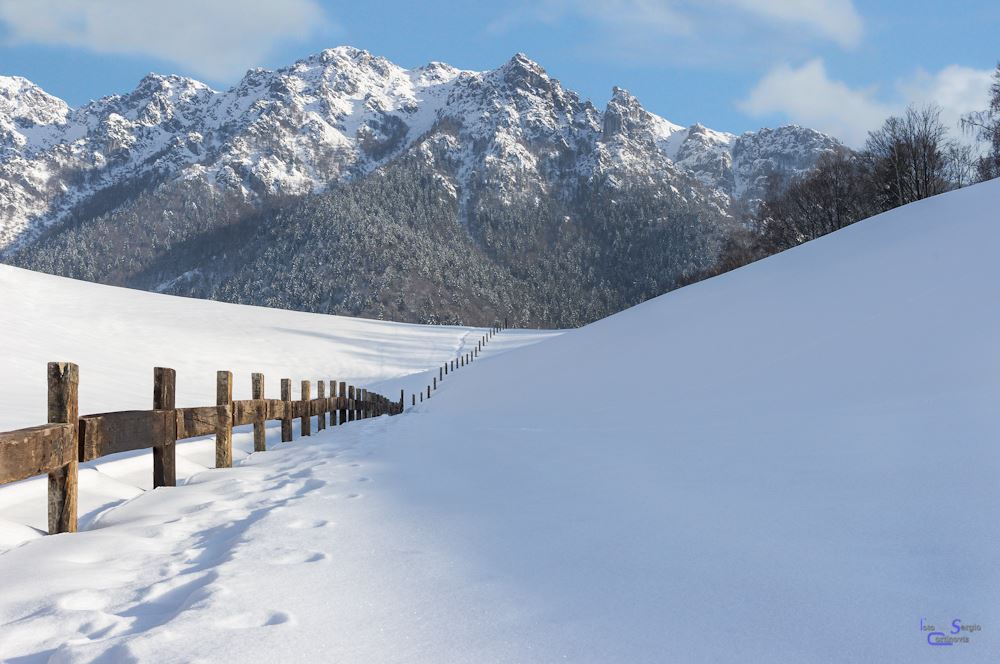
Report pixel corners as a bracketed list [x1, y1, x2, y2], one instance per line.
[0, 323, 507, 536]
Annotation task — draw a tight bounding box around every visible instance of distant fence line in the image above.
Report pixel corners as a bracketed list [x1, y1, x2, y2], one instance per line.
[0, 322, 507, 536]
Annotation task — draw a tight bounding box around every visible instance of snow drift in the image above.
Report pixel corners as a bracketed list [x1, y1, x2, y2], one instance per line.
[1, 179, 999, 661]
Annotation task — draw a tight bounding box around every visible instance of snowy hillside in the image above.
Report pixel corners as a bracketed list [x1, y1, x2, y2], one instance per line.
[2, 179, 999, 661]
[0, 266, 557, 545]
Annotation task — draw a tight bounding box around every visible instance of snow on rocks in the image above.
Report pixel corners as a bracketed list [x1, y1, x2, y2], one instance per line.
[0, 47, 840, 250]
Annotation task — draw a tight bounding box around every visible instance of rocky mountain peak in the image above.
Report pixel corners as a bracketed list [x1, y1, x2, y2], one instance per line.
[603, 86, 653, 139]
[495, 52, 553, 93]
[0, 76, 70, 129]
[0, 47, 842, 251]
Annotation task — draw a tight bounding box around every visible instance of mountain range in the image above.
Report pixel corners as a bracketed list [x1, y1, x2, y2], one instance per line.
[0, 47, 841, 326]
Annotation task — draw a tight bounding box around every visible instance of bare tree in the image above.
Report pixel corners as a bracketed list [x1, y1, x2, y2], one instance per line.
[961, 63, 1000, 182]
[864, 104, 954, 210]
[944, 141, 978, 188]
[754, 148, 874, 253]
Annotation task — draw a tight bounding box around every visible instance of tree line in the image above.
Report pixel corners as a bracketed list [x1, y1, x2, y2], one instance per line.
[686, 63, 1000, 282]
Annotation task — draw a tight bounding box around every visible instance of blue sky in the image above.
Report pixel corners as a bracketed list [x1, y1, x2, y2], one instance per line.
[0, 0, 996, 146]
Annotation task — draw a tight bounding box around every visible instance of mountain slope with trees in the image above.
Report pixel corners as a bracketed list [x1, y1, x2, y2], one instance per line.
[1, 47, 842, 326]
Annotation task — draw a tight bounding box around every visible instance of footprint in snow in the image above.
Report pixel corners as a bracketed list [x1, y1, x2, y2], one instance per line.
[269, 549, 327, 565]
[217, 610, 294, 629]
[287, 518, 330, 529]
[57, 590, 110, 612]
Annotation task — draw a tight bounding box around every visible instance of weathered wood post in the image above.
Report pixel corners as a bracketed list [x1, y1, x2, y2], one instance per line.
[281, 378, 293, 442]
[153, 367, 177, 487]
[252, 372, 266, 452]
[328, 381, 336, 425]
[47, 362, 78, 534]
[348, 386, 356, 422]
[216, 370, 233, 468]
[339, 381, 348, 425]
[316, 380, 326, 431]
[439, 367, 443, 381]
[420, 392, 423, 402]
[400, 389, 404, 412]
[426, 385, 431, 399]
[412, 393, 416, 406]
[433, 377, 437, 390]
[444, 362, 448, 375]
[300, 380, 311, 436]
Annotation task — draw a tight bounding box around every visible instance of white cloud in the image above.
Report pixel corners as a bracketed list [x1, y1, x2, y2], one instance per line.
[490, 0, 864, 53]
[724, 0, 863, 48]
[897, 65, 994, 135]
[0, 0, 329, 81]
[740, 59, 994, 147]
[739, 59, 890, 145]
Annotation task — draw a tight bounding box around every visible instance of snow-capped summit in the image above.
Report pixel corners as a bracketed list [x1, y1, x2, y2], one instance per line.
[0, 47, 841, 249]
[0, 76, 70, 155]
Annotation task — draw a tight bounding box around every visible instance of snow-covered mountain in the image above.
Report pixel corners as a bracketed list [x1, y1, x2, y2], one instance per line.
[0, 47, 839, 249]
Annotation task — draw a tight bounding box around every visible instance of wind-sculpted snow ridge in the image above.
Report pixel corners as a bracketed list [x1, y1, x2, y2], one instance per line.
[1, 180, 998, 661]
[0, 46, 840, 249]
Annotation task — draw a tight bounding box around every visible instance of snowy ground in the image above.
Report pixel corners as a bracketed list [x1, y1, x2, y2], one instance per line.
[0, 270, 556, 547]
[2, 180, 1000, 662]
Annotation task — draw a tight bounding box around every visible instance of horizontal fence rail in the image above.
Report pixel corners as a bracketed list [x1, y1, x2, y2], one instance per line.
[0, 320, 511, 536]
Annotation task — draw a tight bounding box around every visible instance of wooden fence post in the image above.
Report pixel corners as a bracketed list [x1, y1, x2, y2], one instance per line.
[47, 362, 78, 534]
[426, 385, 431, 399]
[281, 378, 293, 442]
[216, 370, 233, 468]
[445, 362, 448, 375]
[400, 389, 404, 411]
[331, 382, 338, 425]
[317, 380, 326, 431]
[433, 377, 437, 390]
[362, 389, 369, 418]
[440, 367, 443, 381]
[412, 393, 416, 406]
[348, 386, 355, 422]
[339, 381, 348, 424]
[252, 372, 266, 452]
[300, 380, 311, 436]
[153, 367, 177, 487]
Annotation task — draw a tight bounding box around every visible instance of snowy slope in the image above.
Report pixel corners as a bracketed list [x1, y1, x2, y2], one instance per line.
[0, 266, 557, 546]
[2, 180, 999, 662]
